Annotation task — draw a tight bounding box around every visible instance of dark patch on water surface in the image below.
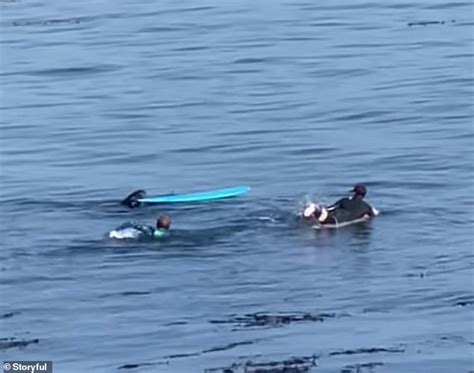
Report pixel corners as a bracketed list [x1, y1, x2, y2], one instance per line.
[0, 337, 39, 350]
[163, 320, 188, 327]
[98, 290, 151, 298]
[165, 352, 201, 359]
[118, 361, 168, 370]
[118, 363, 152, 370]
[452, 296, 474, 307]
[0, 311, 20, 319]
[119, 290, 151, 296]
[11, 16, 94, 27]
[119, 291, 151, 297]
[209, 312, 343, 329]
[436, 334, 469, 346]
[205, 355, 318, 373]
[163, 339, 258, 360]
[408, 20, 456, 26]
[405, 271, 427, 278]
[233, 57, 271, 64]
[340, 362, 384, 373]
[202, 340, 255, 353]
[329, 346, 405, 357]
[0, 65, 119, 80]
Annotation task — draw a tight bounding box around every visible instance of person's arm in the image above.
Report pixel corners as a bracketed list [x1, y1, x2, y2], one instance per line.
[363, 203, 379, 218]
[327, 197, 348, 211]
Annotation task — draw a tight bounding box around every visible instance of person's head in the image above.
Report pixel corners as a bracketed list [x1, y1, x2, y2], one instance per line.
[156, 215, 171, 230]
[352, 184, 367, 199]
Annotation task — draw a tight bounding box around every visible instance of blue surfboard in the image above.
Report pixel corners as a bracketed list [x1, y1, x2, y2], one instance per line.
[138, 186, 251, 204]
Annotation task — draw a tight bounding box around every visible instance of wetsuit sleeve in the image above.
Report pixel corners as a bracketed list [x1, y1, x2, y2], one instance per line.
[327, 197, 348, 211]
[364, 203, 375, 217]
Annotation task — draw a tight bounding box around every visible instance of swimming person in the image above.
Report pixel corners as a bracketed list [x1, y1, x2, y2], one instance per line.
[302, 184, 379, 227]
[109, 216, 171, 240]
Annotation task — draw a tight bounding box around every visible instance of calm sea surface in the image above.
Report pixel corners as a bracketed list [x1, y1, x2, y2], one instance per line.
[1, 0, 473, 372]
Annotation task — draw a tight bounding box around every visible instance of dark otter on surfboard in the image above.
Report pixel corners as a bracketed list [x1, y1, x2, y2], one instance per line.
[121, 189, 147, 208]
[121, 186, 251, 207]
[301, 184, 379, 228]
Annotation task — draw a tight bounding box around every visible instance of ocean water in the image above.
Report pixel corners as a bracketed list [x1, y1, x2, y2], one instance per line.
[0, 0, 473, 372]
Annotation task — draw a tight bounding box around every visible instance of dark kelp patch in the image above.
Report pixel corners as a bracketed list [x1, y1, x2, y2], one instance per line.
[408, 20, 456, 26]
[202, 340, 255, 353]
[0, 311, 20, 319]
[340, 362, 384, 373]
[163, 339, 258, 360]
[118, 361, 168, 370]
[205, 355, 318, 373]
[163, 320, 188, 327]
[453, 296, 474, 307]
[209, 311, 343, 328]
[97, 290, 151, 299]
[0, 337, 39, 350]
[119, 291, 151, 297]
[329, 346, 405, 357]
[12, 16, 94, 27]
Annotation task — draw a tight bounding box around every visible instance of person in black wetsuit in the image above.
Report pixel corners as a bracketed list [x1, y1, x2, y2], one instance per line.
[303, 184, 378, 226]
